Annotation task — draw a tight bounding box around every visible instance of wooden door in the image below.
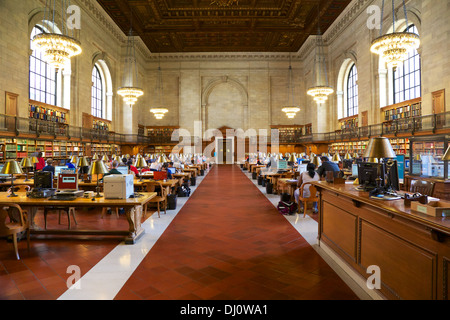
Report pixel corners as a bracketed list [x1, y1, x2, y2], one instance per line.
[5, 92, 18, 132]
[432, 90, 445, 129]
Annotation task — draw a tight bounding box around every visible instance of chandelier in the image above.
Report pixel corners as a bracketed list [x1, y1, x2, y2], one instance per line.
[307, 3, 333, 105]
[150, 55, 169, 120]
[282, 55, 300, 119]
[31, 0, 82, 71]
[118, 29, 143, 107]
[150, 108, 169, 120]
[370, 0, 420, 68]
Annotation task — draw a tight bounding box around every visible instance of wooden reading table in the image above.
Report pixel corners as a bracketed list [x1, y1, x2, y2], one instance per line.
[0, 192, 156, 244]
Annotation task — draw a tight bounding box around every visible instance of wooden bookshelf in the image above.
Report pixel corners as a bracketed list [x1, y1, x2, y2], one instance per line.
[28, 100, 69, 135]
[338, 115, 358, 131]
[330, 141, 368, 157]
[147, 126, 180, 144]
[381, 98, 422, 132]
[305, 123, 312, 135]
[270, 125, 304, 143]
[93, 117, 111, 131]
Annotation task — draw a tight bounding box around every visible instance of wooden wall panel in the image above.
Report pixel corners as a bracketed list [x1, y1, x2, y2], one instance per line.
[360, 221, 437, 300]
[322, 200, 357, 262]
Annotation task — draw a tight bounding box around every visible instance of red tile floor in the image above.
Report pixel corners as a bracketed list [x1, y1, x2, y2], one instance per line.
[0, 165, 359, 300]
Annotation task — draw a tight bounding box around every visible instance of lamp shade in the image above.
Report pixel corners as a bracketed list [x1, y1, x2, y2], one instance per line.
[70, 156, 78, 164]
[88, 160, 109, 175]
[443, 146, 450, 161]
[92, 154, 99, 160]
[20, 157, 34, 168]
[77, 157, 90, 167]
[31, 156, 39, 164]
[101, 155, 109, 162]
[134, 157, 147, 168]
[2, 160, 23, 174]
[332, 153, 341, 162]
[363, 137, 396, 159]
[344, 153, 352, 160]
[312, 156, 322, 167]
[288, 153, 297, 163]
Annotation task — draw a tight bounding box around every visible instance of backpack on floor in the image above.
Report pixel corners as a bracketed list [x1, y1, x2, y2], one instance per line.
[277, 201, 298, 215]
[177, 185, 191, 197]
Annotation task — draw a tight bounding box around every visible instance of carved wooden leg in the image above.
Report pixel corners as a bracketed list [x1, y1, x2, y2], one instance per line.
[124, 205, 145, 244]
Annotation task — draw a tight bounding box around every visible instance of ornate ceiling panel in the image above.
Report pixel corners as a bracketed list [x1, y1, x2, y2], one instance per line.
[96, 0, 352, 53]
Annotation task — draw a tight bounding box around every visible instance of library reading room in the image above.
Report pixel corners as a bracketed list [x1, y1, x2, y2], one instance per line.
[0, 0, 449, 304]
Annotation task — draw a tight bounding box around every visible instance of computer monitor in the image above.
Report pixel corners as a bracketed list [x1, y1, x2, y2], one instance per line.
[384, 159, 400, 191]
[117, 166, 129, 175]
[34, 171, 53, 189]
[352, 164, 359, 178]
[168, 167, 176, 175]
[358, 162, 385, 190]
[343, 159, 353, 170]
[54, 166, 66, 177]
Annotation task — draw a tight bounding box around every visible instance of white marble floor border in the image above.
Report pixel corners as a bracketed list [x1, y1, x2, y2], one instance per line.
[58, 167, 212, 300]
[240, 167, 382, 300]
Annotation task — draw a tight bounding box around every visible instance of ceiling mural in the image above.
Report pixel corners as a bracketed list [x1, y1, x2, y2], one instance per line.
[96, 0, 352, 53]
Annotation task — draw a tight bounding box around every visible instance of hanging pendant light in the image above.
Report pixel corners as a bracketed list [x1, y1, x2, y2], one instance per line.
[31, 0, 82, 71]
[370, 0, 420, 68]
[307, 2, 334, 105]
[150, 54, 169, 119]
[282, 54, 300, 119]
[118, 29, 144, 107]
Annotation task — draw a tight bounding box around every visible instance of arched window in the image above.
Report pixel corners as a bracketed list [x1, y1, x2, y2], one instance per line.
[347, 64, 358, 117]
[91, 66, 103, 118]
[393, 25, 421, 103]
[29, 26, 57, 105]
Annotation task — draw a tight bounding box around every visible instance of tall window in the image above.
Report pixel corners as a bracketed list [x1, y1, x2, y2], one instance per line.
[347, 64, 358, 117]
[393, 25, 421, 103]
[91, 66, 103, 118]
[29, 26, 57, 105]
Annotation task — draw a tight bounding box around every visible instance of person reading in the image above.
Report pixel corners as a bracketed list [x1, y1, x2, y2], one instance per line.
[294, 163, 319, 213]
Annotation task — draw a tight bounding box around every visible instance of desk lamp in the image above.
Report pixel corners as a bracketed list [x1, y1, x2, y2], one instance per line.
[134, 157, 147, 182]
[332, 153, 341, 162]
[344, 153, 352, 160]
[30, 156, 39, 172]
[70, 156, 78, 164]
[312, 156, 322, 168]
[88, 160, 109, 198]
[77, 156, 89, 181]
[363, 137, 396, 190]
[20, 157, 33, 182]
[288, 153, 297, 166]
[92, 153, 99, 161]
[2, 160, 23, 197]
[101, 155, 109, 162]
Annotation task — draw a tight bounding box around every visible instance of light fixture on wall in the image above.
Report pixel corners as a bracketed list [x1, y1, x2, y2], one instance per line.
[282, 54, 300, 119]
[370, 0, 420, 68]
[307, 2, 334, 105]
[117, 29, 144, 107]
[150, 55, 169, 120]
[31, 0, 82, 71]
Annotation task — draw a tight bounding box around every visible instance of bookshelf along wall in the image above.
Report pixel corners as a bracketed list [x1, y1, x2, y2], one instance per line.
[330, 138, 410, 158]
[28, 100, 69, 135]
[339, 116, 358, 131]
[271, 125, 304, 143]
[381, 98, 422, 132]
[147, 126, 180, 143]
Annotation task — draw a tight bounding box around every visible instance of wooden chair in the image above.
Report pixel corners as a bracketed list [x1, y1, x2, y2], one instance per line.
[409, 179, 435, 197]
[298, 182, 319, 218]
[44, 207, 77, 230]
[0, 204, 30, 260]
[144, 181, 169, 218]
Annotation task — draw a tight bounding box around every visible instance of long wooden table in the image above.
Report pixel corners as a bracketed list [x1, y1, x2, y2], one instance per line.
[0, 192, 156, 244]
[313, 181, 450, 300]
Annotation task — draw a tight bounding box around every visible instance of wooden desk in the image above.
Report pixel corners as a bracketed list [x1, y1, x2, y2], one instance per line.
[0, 192, 156, 244]
[313, 181, 450, 300]
[183, 168, 197, 177]
[277, 178, 298, 200]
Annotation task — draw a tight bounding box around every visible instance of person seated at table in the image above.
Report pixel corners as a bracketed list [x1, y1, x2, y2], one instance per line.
[150, 160, 161, 171]
[161, 163, 173, 179]
[317, 156, 342, 179]
[42, 159, 55, 175]
[294, 163, 319, 213]
[36, 152, 46, 171]
[127, 159, 139, 176]
[107, 160, 122, 175]
[66, 159, 76, 169]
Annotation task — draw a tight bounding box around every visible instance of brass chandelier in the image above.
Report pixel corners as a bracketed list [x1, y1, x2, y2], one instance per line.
[307, 2, 334, 105]
[31, 0, 82, 71]
[282, 55, 300, 119]
[118, 29, 144, 107]
[370, 0, 420, 68]
[150, 55, 169, 120]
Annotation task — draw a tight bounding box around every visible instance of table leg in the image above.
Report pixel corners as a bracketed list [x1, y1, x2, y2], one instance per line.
[124, 205, 145, 244]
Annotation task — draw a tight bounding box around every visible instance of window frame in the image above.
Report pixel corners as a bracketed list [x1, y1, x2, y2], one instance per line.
[91, 65, 103, 119]
[346, 64, 358, 118]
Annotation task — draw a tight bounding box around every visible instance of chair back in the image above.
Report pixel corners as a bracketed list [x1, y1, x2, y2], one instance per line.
[299, 183, 319, 202]
[409, 180, 435, 196]
[0, 204, 27, 236]
[145, 181, 169, 198]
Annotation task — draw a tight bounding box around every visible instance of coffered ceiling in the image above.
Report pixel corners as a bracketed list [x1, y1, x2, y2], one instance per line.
[96, 0, 352, 53]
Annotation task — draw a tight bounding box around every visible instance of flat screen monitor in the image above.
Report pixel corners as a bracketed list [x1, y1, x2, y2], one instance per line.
[385, 159, 400, 191]
[343, 159, 353, 169]
[352, 164, 359, 178]
[117, 166, 129, 175]
[34, 171, 53, 189]
[54, 166, 66, 177]
[358, 162, 385, 189]
[168, 167, 176, 174]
